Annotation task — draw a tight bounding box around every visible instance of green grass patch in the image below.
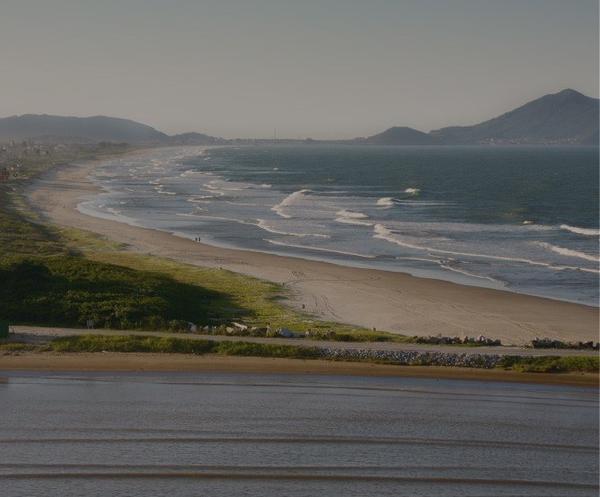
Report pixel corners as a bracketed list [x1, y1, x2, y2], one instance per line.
[81, 250, 398, 340]
[44, 335, 600, 374]
[0, 256, 247, 330]
[50, 335, 215, 354]
[0, 342, 37, 352]
[498, 355, 599, 373]
[49, 334, 321, 360]
[214, 340, 321, 359]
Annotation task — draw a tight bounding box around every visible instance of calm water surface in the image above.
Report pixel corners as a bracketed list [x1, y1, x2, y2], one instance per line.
[1, 372, 598, 496]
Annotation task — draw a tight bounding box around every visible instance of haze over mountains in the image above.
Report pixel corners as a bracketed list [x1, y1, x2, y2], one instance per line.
[0, 115, 224, 146]
[361, 89, 598, 145]
[0, 89, 597, 146]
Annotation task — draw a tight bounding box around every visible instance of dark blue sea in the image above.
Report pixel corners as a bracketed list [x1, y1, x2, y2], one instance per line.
[81, 145, 599, 305]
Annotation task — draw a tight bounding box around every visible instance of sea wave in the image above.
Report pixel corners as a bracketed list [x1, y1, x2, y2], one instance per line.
[393, 200, 450, 207]
[202, 183, 225, 197]
[535, 242, 599, 263]
[271, 189, 310, 218]
[256, 219, 330, 238]
[334, 209, 373, 226]
[155, 187, 177, 195]
[376, 197, 396, 208]
[373, 224, 599, 274]
[438, 260, 499, 283]
[404, 187, 420, 195]
[175, 213, 254, 226]
[266, 239, 374, 259]
[560, 224, 600, 237]
[187, 195, 216, 203]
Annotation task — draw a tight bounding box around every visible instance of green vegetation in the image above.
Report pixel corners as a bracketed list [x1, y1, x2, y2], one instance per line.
[0, 342, 36, 352]
[498, 355, 599, 373]
[213, 340, 321, 359]
[79, 251, 400, 340]
[0, 147, 392, 339]
[49, 335, 322, 359]
[50, 335, 215, 354]
[41, 335, 599, 374]
[0, 257, 243, 329]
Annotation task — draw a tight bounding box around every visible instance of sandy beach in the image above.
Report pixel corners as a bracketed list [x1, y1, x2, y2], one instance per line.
[25, 154, 598, 345]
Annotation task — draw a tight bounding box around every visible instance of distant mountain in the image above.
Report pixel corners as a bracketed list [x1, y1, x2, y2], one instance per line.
[166, 132, 226, 146]
[0, 114, 168, 144]
[430, 89, 599, 145]
[358, 126, 439, 145]
[2, 89, 597, 146]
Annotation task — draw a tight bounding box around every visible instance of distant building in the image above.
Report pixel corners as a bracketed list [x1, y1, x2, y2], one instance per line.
[0, 168, 10, 182]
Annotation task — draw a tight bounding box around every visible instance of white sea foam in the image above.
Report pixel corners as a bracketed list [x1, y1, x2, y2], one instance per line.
[155, 187, 177, 195]
[393, 200, 449, 207]
[265, 239, 374, 259]
[175, 213, 254, 226]
[187, 195, 216, 203]
[373, 224, 599, 273]
[202, 183, 225, 197]
[256, 219, 330, 238]
[560, 224, 600, 237]
[180, 170, 201, 177]
[535, 242, 599, 263]
[334, 209, 373, 226]
[336, 209, 368, 219]
[376, 197, 395, 208]
[271, 189, 310, 218]
[404, 187, 420, 195]
[438, 261, 498, 283]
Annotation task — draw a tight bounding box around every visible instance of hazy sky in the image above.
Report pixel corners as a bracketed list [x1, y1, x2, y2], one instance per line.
[1, 0, 598, 138]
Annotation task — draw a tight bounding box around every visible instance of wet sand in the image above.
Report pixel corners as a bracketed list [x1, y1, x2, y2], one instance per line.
[0, 352, 597, 387]
[25, 155, 599, 345]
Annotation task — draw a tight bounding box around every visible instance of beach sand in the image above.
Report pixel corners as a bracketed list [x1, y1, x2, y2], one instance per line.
[25, 155, 598, 345]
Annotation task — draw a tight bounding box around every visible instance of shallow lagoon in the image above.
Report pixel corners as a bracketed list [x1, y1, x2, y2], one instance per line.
[1, 371, 598, 496]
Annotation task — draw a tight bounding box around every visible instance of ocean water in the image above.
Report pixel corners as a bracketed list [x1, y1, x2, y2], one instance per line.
[1, 372, 598, 497]
[80, 145, 599, 305]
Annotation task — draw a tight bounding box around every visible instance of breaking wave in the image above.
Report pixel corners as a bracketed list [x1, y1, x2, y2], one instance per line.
[155, 187, 177, 195]
[535, 242, 599, 263]
[373, 224, 599, 274]
[376, 197, 396, 208]
[256, 219, 330, 238]
[335, 209, 373, 226]
[404, 187, 420, 195]
[187, 195, 217, 203]
[271, 189, 310, 218]
[438, 260, 499, 283]
[266, 239, 374, 259]
[560, 224, 600, 237]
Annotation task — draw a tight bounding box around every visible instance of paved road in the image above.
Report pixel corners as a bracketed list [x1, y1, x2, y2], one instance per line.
[11, 326, 599, 357]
